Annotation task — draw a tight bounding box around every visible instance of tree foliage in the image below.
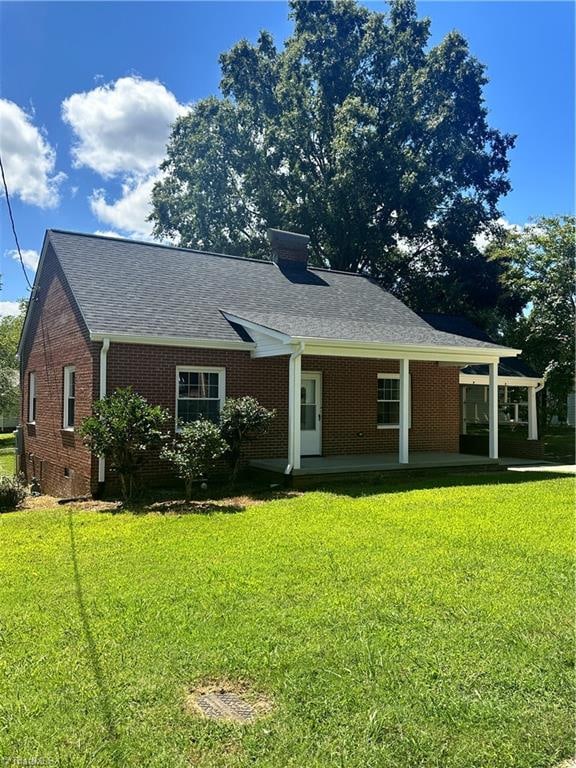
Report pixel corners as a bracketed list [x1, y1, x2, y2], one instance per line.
[151, 0, 517, 317]
[161, 420, 227, 500]
[79, 388, 169, 500]
[0, 301, 26, 416]
[219, 396, 276, 483]
[492, 216, 575, 421]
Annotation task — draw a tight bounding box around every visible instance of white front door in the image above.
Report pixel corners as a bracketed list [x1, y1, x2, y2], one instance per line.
[300, 372, 322, 456]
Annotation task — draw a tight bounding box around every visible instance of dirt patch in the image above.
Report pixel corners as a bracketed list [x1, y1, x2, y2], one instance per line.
[19, 488, 301, 514]
[185, 679, 273, 723]
[22, 494, 120, 513]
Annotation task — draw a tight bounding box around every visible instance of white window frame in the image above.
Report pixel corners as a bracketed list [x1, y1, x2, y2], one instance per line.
[63, 366, 76, 430]
[28, 371, 37, 424]
[175, 366, 226, 431]
[377, 373, 412, 430]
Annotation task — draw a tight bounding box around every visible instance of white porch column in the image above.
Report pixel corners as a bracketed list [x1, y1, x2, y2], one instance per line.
[488, 361, 499, 459]
[528, 386, 538, 440]
[287, 347, 303, 471]
[399, 358, 409, 464]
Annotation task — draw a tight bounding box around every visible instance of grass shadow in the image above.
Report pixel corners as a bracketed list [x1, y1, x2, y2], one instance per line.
[67, 509, 124, 766]
[308, 468, 573, 499]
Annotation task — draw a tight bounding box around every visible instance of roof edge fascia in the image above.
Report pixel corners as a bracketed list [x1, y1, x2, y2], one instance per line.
[17, 231, 51, 359]
[89, 331, 255, 351]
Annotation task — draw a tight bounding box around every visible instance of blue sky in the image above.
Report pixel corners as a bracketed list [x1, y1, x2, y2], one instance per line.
[0, 1, 574, 314]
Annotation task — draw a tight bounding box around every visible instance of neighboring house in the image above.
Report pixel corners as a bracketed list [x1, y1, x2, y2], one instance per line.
[421, 314, 544, 439]
[17, 229, 522, 497]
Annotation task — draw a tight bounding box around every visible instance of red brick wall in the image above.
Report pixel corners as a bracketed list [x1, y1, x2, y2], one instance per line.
[304, 355, 460, 456]
[106, 346, 460, 485]
[106, 345, 290, 483]
[20, 245, 98, 497]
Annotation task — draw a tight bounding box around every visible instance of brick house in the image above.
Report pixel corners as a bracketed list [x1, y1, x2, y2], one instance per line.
[17, 228, 523, 496]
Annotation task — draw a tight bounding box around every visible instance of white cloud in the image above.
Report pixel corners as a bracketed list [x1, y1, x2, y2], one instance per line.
[0, 301, 22, 319]
[474, 217, 523, 253]
[62, 76, 188, 178]
[0, 99, 65, 208]
[8, 248, 40, 272]
[90, 173, 160, 239]
[93, 230, 123, 239]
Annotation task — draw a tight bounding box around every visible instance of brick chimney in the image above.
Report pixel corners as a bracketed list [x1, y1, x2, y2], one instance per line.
[267, 228, 310, 270]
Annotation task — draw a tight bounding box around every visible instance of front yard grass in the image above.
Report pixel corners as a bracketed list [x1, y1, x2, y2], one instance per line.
[0, 473, 573, 767]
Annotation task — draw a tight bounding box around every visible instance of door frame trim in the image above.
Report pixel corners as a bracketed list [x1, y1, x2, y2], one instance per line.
[301, 370, 322, 457]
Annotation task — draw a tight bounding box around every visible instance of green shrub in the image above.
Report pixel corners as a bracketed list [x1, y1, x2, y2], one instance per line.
[220, 396, 276, 483]
[161, 420, 227, 500]
[79, 387, 169, 501]
[0, 474, 26, 512]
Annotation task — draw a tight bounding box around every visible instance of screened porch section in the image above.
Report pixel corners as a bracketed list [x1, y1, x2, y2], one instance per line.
[462, 384, 530, 427]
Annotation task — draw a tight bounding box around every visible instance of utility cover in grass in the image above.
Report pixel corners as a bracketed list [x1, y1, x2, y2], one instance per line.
[186, 681, 272, 723]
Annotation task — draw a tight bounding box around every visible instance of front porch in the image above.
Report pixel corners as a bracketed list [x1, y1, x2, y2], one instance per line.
[223, 308, 524, 475]
[250, 451, 500, 476]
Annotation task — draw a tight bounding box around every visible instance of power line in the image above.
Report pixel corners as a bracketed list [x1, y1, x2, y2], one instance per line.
[0, 150, 33, 291]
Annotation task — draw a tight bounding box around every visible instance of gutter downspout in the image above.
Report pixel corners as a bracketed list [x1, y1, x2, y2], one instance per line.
[97, 338, 110, 483]
[286, 341, 305, 475]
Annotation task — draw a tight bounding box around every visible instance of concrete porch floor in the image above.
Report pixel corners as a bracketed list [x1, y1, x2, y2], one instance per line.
[250, 452, 500, 476]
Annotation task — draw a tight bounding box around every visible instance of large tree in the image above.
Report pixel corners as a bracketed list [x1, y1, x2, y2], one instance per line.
[0, 299, 26, 415]
[492, 216, 575, 422]
[151, 0, 518, 317]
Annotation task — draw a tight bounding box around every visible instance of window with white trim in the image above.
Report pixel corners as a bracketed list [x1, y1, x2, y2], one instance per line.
[377, 373, 411, 428]
[176, 367, 225, 427]
[28, 371, 37, 423]
[63, 366, 76, 429]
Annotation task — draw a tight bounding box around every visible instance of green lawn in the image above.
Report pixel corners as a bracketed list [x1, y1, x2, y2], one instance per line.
[0, 432, 15, 476]
[0, 473, 573, 768]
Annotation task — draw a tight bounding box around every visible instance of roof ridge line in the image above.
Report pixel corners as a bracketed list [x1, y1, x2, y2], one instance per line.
[47, 229, 276, 266]
[47, 229, 370, 278]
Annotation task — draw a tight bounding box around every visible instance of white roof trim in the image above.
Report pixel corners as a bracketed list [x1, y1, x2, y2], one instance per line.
[460, 373, 544, 387]
[89, 331, 255, 350]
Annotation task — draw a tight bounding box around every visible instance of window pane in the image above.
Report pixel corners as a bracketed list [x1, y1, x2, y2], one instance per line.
[178, 398, 220, 425]
[68, 398, 75, 427]
[378, 377, 399, 402]
[383, 379, 399, 400]
[301, 403, 316, 431]
[70, 371, 76, 398]
[179, 371, 220, 399]
[377, 401, 399, 425]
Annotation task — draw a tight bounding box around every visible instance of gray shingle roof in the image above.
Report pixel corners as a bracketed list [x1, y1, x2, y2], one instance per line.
[46, 230, 512, 352]
[421, 314, 540, 376]
[223, 310, 505, 349]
